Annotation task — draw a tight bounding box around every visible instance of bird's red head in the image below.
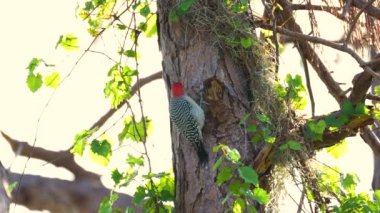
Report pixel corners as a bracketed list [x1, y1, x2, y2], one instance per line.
[172, 82, 184, 97]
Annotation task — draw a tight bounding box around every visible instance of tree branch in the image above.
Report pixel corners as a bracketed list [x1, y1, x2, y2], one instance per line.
[253, 109, 374, 174]
[8, 172, 136, 213]
[1, 131, 100, 182]
[351, 0, 380, 20]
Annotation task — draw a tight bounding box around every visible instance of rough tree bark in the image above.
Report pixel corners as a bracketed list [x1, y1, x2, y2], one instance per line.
[158, 1, 253, 212]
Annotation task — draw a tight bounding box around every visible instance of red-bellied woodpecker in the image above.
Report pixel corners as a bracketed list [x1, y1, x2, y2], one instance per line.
[169, 82, 209, 164]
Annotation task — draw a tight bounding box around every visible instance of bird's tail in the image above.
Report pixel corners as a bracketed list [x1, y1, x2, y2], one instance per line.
[196, 142, 209, 165]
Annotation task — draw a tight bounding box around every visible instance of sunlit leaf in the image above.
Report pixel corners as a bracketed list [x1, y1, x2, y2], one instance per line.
[326, 140, 348, 159]
[99, 196, 111, 213]
[126, 154, 144, 167]
[90, 139, 112, 166]
[57, 34, 79, 51]
[26, 73, 43, 92]
[45, 71, 60, 88]
[71, 129, 95, 156]
[253, 187, 269, 204]
[233, 197, 245, 213]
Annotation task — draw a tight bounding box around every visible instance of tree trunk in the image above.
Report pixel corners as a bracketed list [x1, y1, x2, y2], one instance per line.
[0, 163, 10, 213]
[158, 1, 266, 212]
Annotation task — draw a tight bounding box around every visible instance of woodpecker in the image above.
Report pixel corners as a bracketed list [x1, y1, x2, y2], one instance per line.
[169, 82, 209, 164]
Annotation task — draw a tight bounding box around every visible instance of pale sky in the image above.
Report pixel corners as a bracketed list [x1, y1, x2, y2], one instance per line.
[0, 0, 374, 212]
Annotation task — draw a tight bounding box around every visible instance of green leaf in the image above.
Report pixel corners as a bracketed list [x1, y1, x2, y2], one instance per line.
[279, 143, 289, 151]
[26, 73, 43, 92]
[118, 117, 151, 143]
[98, 196, 111, 213]
[45, 71, 60, 88]
[144, 14, 157, 38]
[256, 114, 271, 124]
[287, 140, 302, 151]
[246, 124, 257, 133]
[139, 4, 150, 17]
[178, 0, 193, 13]
[305, 120, 326, 141]
[264, 136, 276, 144]
[124, 49, 137, 58]
[374, 190, 380, 201]
[26, 58, 41, 73]
[253, 187, 270, 204]
[240, 37, 253, 48]
[111, 169, 123, 185]
[227, 148, 241, 163]
[71, 129, 94, 156]
[126, 154, 144, 167]
[213, 144, 224, 153]
[212, 156, 224, 171]
[341, 173, 358, 192]
[133, 186, 146, 205]
[90, 139, 112, 166]
[229, 180, 249, 196]
[326, 140, 348, 159]
[247, 206, 258, 213]
[238, 166, 258, 186]
[57, 34, 79, 51]
[6, 182, 17, 194]
[233, 197, 245, 213]
[217, 166, 234, 186]
[116, 24, 126, 30]
[375, 86, 380, 96]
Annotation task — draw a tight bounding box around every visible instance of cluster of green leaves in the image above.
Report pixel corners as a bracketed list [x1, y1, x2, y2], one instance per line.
[316, 166, 380, 212]
[305, 101, 369, 141]
[100, 153, 175, 213]
[224, 0, 249, 13]
[104, 64, 137, 108]
[240, 113, 276, 144]
[213, 144, 270, 213]
[260, 29, 284, 53]
[276, 74, 307, 110]
[26, 58, 60, 92]
[118, 116, 151, 143]
[71, 129, 113, 166]
[78, 0, 116, 36]
[131, 172, 174, 212]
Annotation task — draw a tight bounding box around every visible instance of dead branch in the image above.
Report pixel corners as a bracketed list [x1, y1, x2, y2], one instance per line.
[8, 172, 136, 213]
[1, 131, 100, 182]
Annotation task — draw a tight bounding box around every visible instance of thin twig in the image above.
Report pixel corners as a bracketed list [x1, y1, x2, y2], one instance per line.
[296, 42, 315, 116]
[259, 23, 380, 80]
